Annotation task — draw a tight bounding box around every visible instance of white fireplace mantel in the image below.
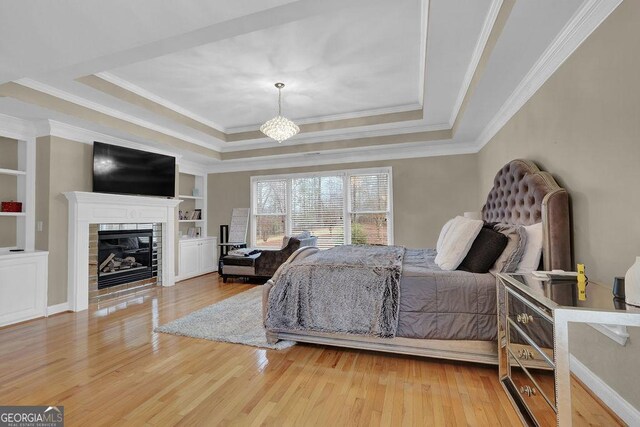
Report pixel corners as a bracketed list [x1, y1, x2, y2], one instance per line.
[64, 191, 181, 312]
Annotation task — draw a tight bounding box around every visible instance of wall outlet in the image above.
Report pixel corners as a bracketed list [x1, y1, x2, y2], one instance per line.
[37, 221, 43, 232]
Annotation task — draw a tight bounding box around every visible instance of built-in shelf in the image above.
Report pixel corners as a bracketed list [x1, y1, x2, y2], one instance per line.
[178, 195, 204, 200]
[0, 212, 26, 217]
[0, 167, 26, 176]
[178, 219, 205, 223]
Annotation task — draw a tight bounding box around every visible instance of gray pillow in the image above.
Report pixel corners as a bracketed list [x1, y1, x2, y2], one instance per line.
[489, 224, 528, 274]
[282, 231, 312, 248]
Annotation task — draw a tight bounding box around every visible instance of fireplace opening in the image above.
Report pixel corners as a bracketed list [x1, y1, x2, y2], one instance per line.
[98, 229, 156, 289]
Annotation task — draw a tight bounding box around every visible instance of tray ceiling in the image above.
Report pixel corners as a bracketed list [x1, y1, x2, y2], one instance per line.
[0, 0, 619, 169]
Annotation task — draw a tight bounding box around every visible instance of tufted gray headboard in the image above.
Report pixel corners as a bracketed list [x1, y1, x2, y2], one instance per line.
[482, 159, 572, 271]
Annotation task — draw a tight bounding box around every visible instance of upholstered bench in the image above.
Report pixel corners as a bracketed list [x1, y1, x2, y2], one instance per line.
[220, 234, 317, 283]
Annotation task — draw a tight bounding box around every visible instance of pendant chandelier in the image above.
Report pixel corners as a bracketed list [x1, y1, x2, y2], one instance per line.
[260, 82, 299, 143]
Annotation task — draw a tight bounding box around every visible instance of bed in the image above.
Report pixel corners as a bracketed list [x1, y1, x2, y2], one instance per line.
[262, 159, 571, 364]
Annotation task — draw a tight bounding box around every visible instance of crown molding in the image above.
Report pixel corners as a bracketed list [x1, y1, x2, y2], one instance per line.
[448, 0, 503, 127]
[417, 0, 429, 107]
[225, 103, 424, 134]
[177, 158, 210, 176]
[474, 0, 623, 150]
[96, 72, 228, 133]
[15, 78, 223, 151]
[0, 112, 37, 139]
[36, 119, 184, 161]
[208, 140, 477, 173]
[221, 121, 450, 152]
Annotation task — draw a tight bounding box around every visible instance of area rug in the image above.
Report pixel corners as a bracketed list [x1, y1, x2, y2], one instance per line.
[154, 287, 296, 350]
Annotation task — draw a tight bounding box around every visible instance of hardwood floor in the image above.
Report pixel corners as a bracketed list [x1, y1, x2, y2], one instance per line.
[0, 274, 621, 426]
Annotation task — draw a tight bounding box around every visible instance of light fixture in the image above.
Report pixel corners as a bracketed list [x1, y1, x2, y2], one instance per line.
[260, 82, 299, 143]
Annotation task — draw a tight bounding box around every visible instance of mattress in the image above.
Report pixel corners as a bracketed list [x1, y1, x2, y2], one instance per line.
[397, 249, 497, 341]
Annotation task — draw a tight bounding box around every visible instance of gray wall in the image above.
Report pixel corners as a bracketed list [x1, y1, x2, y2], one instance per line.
[208, 154, 480, 249]
[35, 136, 92, 305]
[478, 0, 640, 409]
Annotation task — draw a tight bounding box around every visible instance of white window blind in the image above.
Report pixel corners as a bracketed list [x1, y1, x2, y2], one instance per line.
[291, 176, 344, 249]
[349, 173, 390, 245]
[251, 168, 392, 248]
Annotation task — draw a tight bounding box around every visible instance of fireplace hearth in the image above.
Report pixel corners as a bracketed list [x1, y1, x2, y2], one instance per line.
[98, 229, 156, 289]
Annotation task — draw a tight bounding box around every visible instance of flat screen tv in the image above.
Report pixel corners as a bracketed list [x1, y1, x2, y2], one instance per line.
[93, 141, 176, 197]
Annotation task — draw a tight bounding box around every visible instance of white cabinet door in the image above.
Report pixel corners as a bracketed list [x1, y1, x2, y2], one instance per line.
[0, 252, 48, 327]
[179, 241, 200, 278]
[199, 239, 217, 272]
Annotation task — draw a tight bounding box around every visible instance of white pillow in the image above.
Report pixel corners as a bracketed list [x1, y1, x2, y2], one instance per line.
[516, 222, 543, 271]
[435, 216, 484, 271]
[436, 218, 455, 253]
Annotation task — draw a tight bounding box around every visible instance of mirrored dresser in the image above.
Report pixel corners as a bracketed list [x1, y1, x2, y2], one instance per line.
[497, 273, 640, 426]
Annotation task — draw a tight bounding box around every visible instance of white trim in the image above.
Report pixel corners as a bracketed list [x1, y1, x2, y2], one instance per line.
[588, 323, 629, 346]
[210, 141, 477, 173]
[96, 72, 228, 133]
[47, 302, 70, 316]
[37, 119, 185, 160]
[475, 0, 623, 150]
[448, 0, 503, 127]
[177, 158, 208, 176]
[417, 0, 429, 107]
[0, 113, 37, 139]
[226, 103, 424, 134]
[220, 122, 450, 151]
[570, 354, 640, 425]
[15, 78, 225, 150]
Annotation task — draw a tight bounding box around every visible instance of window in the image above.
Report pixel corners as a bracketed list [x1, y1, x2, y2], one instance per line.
[251, 167, 392, 249]
[254, 179, 287, 248]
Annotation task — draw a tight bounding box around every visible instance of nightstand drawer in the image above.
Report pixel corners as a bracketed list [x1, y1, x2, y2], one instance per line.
[508, 363, 557, 427]
[507, 288, 554, 348]
[508, 319, 555, 370]
[508, 345, 556, 409]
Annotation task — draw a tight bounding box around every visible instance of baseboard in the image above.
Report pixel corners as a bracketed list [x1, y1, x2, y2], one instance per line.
[570, 354, 640, 425]
[47, 302, 70, 316]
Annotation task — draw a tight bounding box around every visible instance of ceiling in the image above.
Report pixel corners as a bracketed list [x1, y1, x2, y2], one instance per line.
[0, 0, 621, 170]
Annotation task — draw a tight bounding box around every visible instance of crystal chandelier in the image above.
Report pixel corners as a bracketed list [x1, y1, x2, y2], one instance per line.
[260, 82, 299, 143]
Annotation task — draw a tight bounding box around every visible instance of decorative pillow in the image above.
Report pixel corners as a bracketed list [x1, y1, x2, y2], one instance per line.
[435, 216, 484, 271]
[282, 231, 312, 248]
[517, 222, 544, 272]
[458, 227, 508, 273]
[436, 218, 455, 253]
[489, 224, 528, 274]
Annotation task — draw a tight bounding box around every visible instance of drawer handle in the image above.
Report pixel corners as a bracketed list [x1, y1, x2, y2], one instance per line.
[516, 313, 534, 324]
[517, 349, 534, 360]
[519, 385, 537, 397]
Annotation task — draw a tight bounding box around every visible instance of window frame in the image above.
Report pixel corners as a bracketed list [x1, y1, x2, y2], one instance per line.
[250, 167, 393, 248]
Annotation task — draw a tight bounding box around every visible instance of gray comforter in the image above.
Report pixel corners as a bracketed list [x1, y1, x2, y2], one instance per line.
[398, 249, 497, 341]
[265, 246, 498, 341]
[265, 245, 404, 337]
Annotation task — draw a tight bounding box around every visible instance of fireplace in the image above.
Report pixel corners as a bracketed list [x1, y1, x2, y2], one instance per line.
[97, 229, 157, 289]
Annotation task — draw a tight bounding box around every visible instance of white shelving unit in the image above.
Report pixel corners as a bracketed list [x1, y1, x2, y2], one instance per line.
[177, 169, 207, 238]
[176, 163, 217, 281]
[0, 137, 35, 251]
[0, 121, 48, 327]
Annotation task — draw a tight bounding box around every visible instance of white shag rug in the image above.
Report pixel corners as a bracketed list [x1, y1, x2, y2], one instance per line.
[154, 287, 295, 350]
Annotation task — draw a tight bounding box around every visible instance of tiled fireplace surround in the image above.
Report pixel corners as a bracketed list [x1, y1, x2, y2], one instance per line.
[64, 191, 181, 312]
[88, 223, 163, 302]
